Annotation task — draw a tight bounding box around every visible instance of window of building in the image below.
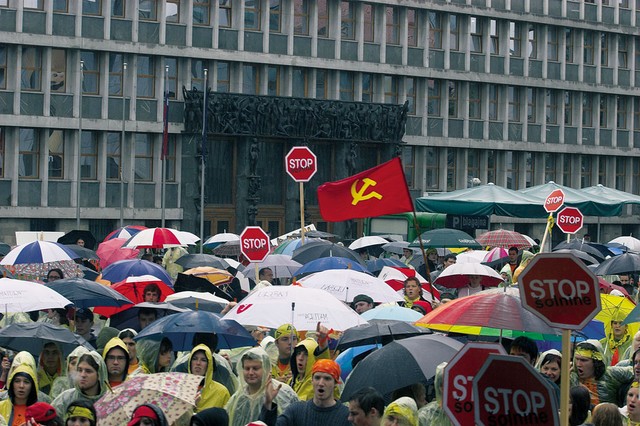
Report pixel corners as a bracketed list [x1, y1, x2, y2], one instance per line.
[47, 130, 64, 179]
[448, 81, 458, 118]
[469, 82, 481, 119]
[51, 49, 66, 93]
[402, 146, 415, 188]
[166, 0, 179, 22]
[616, 157, 626, 190]
[384, 76, 398, 104]
[601, 33, 609, 66]
[524, 152, 535, 187]
[636, 38, 640, 70]
[446, 148, 456, 191]
[54, 0, 68, 12]
[139, 0, 157, 21]
[547, 26, 559, 62]
[243, 64, 259, 95]
[527, 88, 536, 123]
[427, 79, 441, 116]
[508, 87, 520, 122]
[109, 53, 124, 96]
[269, 0, 281, 32]
[617, 96, 627, 129]
[362, 73, 373, 103]
[527, 25, 537, 59]
[137, 55, 155, 98]
[339, 71, 354, 101]
[21, 47, 42, 91]
[545, 153, 556, 183]
[363, 4, 374, 42]
[506, 151, 520, 189]
[406, 77, 416, 115]
[490, 19, 499, 55]
[565, 29, 574, 63]
[267, 66, 279, 96]
[546, 90, 558, 124]
[634, 158, 640, 195]
[428, 12, 442, 49]
[489, 85, 499, 121]
[191, 59, 206, 91]
[217, 61, 230, 92]
[292, 67, 308, 98]
[583, 93, 593, 127]
[0, 45, 6, 90]
[618, 36, 628, 69]
[165, 57, 177, 98]
[164, 134, 176, 182]
[510, 22, 521, 57]
[467, 149, 480, 187]
[425, 147, 439, 190]
[81, 51, 99, 94]
[635, 98, 640, 130]
[449, 15, 459, 51]
[294, 0, 309, 36]
[581, 156, 592, 188]
[469, 17, 482, 53]
[193, 0, 210, 25]
[407, 9, 417, 47]
[315, 69, 327, 99]
[620, 0, 630, 8]
[600, 95, 608, 128]
[584, 32, 595, 65]
[318, 0, 329, 38]
[81, 131, 97, 180]
[386, 7, 400, 45]
[341, 1, 355, 40]
[106, 132, 121, 180]
[134, 133, 153, 181]
[19, 129, 39, 178]
[245, 0, 260, 31]
[487, 150, 496, 184]
[0, 128, 4, 178]
[24, 1, 44, 10]
[564, 91, 573, 126]
[83, 0, 102, 15]
[219, 0, 232, 28]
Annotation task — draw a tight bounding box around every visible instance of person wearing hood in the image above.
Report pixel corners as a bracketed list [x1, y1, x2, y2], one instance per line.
[188, 344, 230, 411]
[131, 337, 173, 376]
[64, 400, 96, 426]
[499, 264, 512, 286]
[271, 325, 299, 384]
[37, 343, 64, 396]
[118, 329, 140, 375]
[288, 324, 332, 401]
[418, 362, 452, 426]
[511, 250, 534, 284]
[382, 397, 418, 426]
[600, 312, 633, 366]
[51, 351, 109, 415]
[50, 347, 90, 399]
[225, 347, 298, 426]
[190, 407, 228, 426]
[536, 349, 562, 386]
[102, 337, 130, 388]
[127, 404, 168, 426]
[0, 363, 38, 425]
[0, 352, 52, 404]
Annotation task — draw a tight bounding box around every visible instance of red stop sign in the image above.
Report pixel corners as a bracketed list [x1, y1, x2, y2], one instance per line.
[285, 146, 317, 182]
[556, 206, 584, 234]
[240, 226, 271, 262]
[473, 354, 559, 426]
[443, 343, 506, 426]
[544, 189, 565, 213]
[519, 253, 600, 329]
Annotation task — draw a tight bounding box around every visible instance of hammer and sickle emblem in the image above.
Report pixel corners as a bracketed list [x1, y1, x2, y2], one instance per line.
[351, 178, 383, 206]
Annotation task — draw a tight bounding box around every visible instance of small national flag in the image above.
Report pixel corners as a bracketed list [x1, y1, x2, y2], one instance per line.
[316, 157, 414, 222]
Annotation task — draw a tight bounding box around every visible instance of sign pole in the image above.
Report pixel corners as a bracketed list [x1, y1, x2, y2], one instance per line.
[560, 329, 571, 426]
[539, 213, 553, 253]
[299, 182, 306, 244]
[255, 263, 259, 283]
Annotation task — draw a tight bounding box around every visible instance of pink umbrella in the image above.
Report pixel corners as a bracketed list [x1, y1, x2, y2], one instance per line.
[483, 247, 508, 263]
[97, 238, 140, 269]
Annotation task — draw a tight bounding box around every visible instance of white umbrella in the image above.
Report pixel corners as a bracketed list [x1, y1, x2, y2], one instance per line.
[123, 228, 199, 249]
[1, 241, 77, 265]
[349, 236, 389, 251]
[455, 250, 490, 264]
[298, 269, 403, 303]
[241, 254, 302, 278]
[0, 277, 72, 312]
[609, 236, 640, 252]
[223, 285, 366, 331]
[165, 291, 229, 313]
[381, 241, 410, 255]
[203, 233, 240, 248]
[433, 263, 503, 289]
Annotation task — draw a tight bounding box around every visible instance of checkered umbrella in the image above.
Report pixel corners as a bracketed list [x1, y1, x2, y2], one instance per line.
[475, 229, 532, 249]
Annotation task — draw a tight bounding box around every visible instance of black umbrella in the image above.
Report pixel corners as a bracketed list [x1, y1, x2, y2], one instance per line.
[304, 230, 337, 239]
[78, 264, 99, 281]
[291, 241, 364, 265]
[0, 322, 93, 356]
[45, 277, 133, 309]
[553, 240, 611, 260]
[593, 253, 640, 276]
[64, 244, 99, 260]
[409, 228, 482, 249]
[57, 230, 97, 250]
[174, 273, 234, 301]
[552, 249, 600, 265]
[0, 243, 11, 257]
[109, 302, 188, 332]
[212, 241, 241, 257]
[340, 334, 464, 401]
[175, 254, 229, 270]
[336, 319, 432, 351]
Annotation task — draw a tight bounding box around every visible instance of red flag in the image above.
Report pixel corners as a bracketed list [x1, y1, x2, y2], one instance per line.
[316, 157, 413, 222]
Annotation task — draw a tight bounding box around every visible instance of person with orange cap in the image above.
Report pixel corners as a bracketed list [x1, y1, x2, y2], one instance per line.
[258, 359, 349, 426]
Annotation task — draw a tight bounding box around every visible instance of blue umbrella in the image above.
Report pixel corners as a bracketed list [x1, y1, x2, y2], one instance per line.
[45, 277, 134, 309]
[0, 322, 93, 356]
[335, 344, 381, 381]
[365, 258, 407, 274]
[360, 305, 424, 322]
[293, 256, 370, 278]
[1, 241, 78, 265]
[101, 259, 173, 286]
[135, 310, 256, 351]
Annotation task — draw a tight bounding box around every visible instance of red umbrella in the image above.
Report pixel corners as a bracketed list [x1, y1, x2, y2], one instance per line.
[94, 275, 174, 317]
[123, 228, 199, 249]
[377, 266, 440, 302]
[96, 238, 140, 269]
[476, 229, 532, 249]
[432, 263, 503, 289]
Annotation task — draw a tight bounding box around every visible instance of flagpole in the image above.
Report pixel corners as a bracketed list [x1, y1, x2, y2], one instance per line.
[199, 70, 208, 254]
[411, 210, 436, 301]
[161, 65, 169, 228]
[76, 60, 84, 229]
[120, 62, 127, 228]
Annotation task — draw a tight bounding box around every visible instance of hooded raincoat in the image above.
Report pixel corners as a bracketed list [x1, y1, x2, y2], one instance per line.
[187, 344, 230, 411]
[36, 343, 63, 396]
[225, 347, 298, 426]
[51, 351, 109, 416]
[102, 337, 130, 388]
[418, 362, 452, 426]
[384, 397, 418, 426]
[171, 351, 238, 395]
[50, 346, 90, 399]
[0, 352, 51, 404]
[131, 337, 173, 376]
[0, 364, 38, 425]
[289, 338, 331, 401]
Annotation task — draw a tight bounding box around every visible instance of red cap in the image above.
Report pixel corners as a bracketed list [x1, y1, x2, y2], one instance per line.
[127, 406, 158, 426]
[26, 402, 58, 423]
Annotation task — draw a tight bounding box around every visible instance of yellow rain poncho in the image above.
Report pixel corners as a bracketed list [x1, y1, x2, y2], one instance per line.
[384, 396, 418, 426]
[289, 338, 331, 401]
[187, 344, 230, 411]
[418, 362, 452, 426]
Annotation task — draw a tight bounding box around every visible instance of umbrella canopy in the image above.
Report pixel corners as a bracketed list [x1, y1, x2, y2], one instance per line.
[455, 250, 490, 264]
[293, 257, 369, 279]
[483, 247, 508, 263]
[0, 243, 11, 257]
[593, 253, 640, 276]
[360, 305, 424, 322]
[274, 238, 312, 256]
[44, 277, 133, 309]
[0, 277, 72, 312]
[96, 238, 141, 269]
[123, 227, 199, 249]
[599, 278, 631, 298]
[433, 263, 504, 289]
[416, 287, 562, 336]
[212, 241, 242, 257]
[94, 372, 201, 426]
[134, 310, 256, 350]
[183, 267, 235, 285]
[0, 322, 93, 356]
[101, 259, 173, 286]
[93, 276, 175, 317]
[365, 258, 407, 274]
[173, 274, 234, 301]
[240, 254, 302, 279]
[64, 244, 99, 260]
[297, 269, 404, 303]
[174, 254, 229, 270]
[340, 334, 464, 401]
[203, 232, 240, 249]
[335, 344, 381, 382]
[475, 229, 532, 250]
[520, 182, 623, 217]
[336, 319, 431, 351]
[377, 266, 440, 302]
[409, 229, 482, 249]
[552, 249, 600, 266]
[348, 236, 389, 251]
[57, 230, 97, 250]
[609, 236, 640, 253]
[1, 241, 78, 265]
[553, 240, 610, 261]
[164, 291, 229, 313]
[108, 302, 188, 331]
[291, 241, 364, 265]
[381, 241, 410, 256]
[223, 285, 366, 331]
[103, 225, 147, 242]
[582, 184, 640, 205]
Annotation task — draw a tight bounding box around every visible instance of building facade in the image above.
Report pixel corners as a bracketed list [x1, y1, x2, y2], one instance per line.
[0, 0, 638, 243]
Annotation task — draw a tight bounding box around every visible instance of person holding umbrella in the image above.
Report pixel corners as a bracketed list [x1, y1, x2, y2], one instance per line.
[51, 352, 109, 416]
[0, 363, 38, 425]
[187, 344, 230, 412]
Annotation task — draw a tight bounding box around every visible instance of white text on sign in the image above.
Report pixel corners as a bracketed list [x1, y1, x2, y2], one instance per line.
[242, 239, 268, 250]
[288, 158, 315, 170]
[452, 375, 474, 413]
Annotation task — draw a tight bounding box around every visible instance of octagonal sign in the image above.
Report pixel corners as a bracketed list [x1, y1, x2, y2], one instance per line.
[544, 189, 565, 213]
[240, 226, 271, 263]
[556, 206, 584, 234]
[518, 253, 600, 330]
[285, 146, 317, 182]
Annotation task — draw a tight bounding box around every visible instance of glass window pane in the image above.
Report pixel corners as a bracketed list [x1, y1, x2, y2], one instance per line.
[51, 49, 66, 93]
[48, 130, 64, 179]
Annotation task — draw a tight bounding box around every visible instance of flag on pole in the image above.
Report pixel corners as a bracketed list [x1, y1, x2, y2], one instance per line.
[316, 157, 414, 222]
[161, 66, 169, 160]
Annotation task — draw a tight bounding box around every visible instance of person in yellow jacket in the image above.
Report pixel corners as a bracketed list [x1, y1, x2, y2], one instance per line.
[289, 323, 333, 401]
[187, 344, 230, 411]
[36, 342, 63, 396]
[102, 337, 130, 388]
[0, 364, 38, 426]
[270, 324, 299, 383]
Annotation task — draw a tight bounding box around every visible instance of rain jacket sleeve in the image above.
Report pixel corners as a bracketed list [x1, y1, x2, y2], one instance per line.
[187, 344, 230, 411]
[418, 362, 453, 426]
